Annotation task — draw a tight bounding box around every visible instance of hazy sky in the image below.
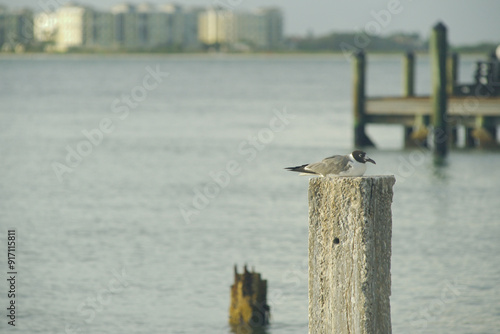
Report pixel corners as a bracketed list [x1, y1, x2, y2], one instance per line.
[4, 0, 500, 45]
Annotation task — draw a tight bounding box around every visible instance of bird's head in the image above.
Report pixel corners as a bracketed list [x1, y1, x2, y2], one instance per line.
[352, 150, 376, 164]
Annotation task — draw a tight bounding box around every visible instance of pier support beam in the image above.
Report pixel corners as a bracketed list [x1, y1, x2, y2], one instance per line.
[403, 52, 428, 148]
[465, 127, 475, 148]
[430, 22, 449, 159]
[403, 126, 415, 148]
[447, 52, 458, 95]
[472, 116, 498, 148]
[406, 115, 429, 148]
[447, 53, 459, 146]
[403, 52, 417, 147]
[308, 176, 395, 334]
[450, 127, 458, 147]
[353, 51, 375, 147]
[403, 51, 415, 97]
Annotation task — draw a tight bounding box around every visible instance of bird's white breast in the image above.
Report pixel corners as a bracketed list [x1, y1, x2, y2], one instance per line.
[336, 160, 367, 177]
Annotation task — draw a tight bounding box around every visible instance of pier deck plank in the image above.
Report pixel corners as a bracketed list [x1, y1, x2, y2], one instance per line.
[365, 96, 500, 126]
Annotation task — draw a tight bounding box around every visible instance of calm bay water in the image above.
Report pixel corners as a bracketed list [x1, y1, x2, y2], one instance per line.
[0, 54, 499, 333]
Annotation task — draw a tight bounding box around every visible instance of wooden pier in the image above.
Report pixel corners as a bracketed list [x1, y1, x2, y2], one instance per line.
[365, 96, 500, 128]
[353, 22, 500, 155]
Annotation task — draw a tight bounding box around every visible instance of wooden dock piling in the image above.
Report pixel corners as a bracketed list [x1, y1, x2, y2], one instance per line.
[447, 52, 458, 95]
[353, 51, 375, 147]
[403, 51, 416, 148]
[403, 51, 429, 147]
[430, 22, 448, 158]
[308, 176, 395, 334]
[403, 51, 415, 97]
[447, 53, 459, 146]
[229, 265, 270, 330]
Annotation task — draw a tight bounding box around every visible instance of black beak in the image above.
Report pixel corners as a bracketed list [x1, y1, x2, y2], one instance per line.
[366, 158, 376, 164]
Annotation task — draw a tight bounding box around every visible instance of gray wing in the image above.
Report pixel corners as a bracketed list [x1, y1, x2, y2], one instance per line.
[305, 155, 351, 176]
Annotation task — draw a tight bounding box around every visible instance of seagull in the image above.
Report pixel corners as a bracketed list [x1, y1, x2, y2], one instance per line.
[285, 150, 376, 177]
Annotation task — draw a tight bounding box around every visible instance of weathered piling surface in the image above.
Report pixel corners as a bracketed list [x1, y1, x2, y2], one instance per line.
[308, 176, 395, 334]
[229, 265, 270, 330]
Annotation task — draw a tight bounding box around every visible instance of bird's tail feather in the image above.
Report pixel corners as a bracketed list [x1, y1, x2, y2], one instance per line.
[284, 164, 318, 175]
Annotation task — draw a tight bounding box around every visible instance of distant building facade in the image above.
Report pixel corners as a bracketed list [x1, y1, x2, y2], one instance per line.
[51, 3, 201, 51]
[198, 6, 283, 50]
[198, 8, 231, 46]
[0, 6, 34, 52]
[111, 3, 139, 49]
[257, 8, 283, 50]
[34, 12, 57, 43]
[55, 5, 88, 50]
[183, 7, 204, 51]
[0, 3, 284, 52]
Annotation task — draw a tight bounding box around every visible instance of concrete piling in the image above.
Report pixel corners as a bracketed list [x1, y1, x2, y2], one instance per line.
[308, 176, 395, 334]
